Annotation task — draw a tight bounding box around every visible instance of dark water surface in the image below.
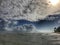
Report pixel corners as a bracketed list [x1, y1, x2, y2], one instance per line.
[0, 33, 60, 45]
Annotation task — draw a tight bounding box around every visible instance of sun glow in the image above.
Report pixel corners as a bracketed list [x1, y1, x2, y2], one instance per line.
[49, 0, 59, 5]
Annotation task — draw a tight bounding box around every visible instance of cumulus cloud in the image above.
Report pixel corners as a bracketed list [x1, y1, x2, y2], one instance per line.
[5, 23, 37, 33]
[4, 20, 18, 31]
[0, 0, 60, 21]
[15, 24, 37, 33]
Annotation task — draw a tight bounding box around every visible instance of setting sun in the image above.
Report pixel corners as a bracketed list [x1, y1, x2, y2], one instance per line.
[49, 0, 59, 5]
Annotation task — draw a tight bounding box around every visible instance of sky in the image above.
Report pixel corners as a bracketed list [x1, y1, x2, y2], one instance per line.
[0, 0, 60, 21]
[0, 0, 60, 32]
